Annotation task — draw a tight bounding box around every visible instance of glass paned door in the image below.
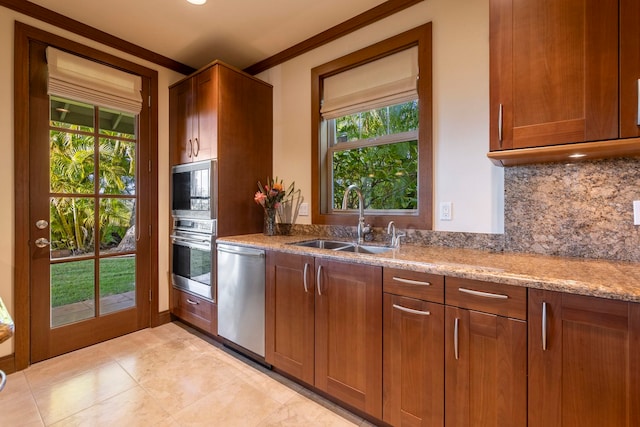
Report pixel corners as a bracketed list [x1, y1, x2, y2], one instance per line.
[48, 97, 138, 328]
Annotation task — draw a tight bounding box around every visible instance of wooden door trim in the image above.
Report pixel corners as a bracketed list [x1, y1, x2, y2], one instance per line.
[13, 22, 159, 370]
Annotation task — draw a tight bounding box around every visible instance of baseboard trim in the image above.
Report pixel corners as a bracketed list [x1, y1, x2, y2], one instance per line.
[156, 310, 172, 326]
[0, 353, 16, 374]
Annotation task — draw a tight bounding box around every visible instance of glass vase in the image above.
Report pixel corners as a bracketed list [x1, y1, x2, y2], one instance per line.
[263, 208, 277, 236]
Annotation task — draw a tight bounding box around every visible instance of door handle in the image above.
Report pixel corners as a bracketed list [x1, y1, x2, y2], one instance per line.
[193, 137, 200, 156]
[187, 139, 193, 158]
[316, 265, 323, 296]
[454, 317, 460, 360]
[35, 219, 49, 229]
[35, 238, 50, 248]
[303, 263, 309, 293]
[542, 302, 548, 351]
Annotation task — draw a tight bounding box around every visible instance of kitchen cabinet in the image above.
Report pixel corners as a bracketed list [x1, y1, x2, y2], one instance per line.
[489, 0, 640, 164]
[383, 268, 445, 426]
[172, 287, 217, 335]
[444, 277, 527, 427]
[169, 60, 272, 237]
[265, 251, 383, 418]
[170, 66, 216, 164]
[528, 289, 640, 427]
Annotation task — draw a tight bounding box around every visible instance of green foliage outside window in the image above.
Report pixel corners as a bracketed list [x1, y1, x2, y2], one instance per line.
[331, 100, 419, 210]
[49, 117, 136, 254]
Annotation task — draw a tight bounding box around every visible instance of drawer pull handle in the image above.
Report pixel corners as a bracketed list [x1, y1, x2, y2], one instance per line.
[186, 298, 199, 305]
[458, 287, 508, 300]
[303, 263, 309, 293]
[454, 317, 460, 360]
[542, 302, 548, 351]
[637, 79, 640, 126]
[392, 304, 430, 316]
[392, 277, 431, 286]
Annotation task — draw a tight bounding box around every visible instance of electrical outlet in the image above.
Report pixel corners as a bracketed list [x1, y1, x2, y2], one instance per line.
[299, 202, 309, 216]
[440, 202, 452, 221]
[634, 201, 640, 225]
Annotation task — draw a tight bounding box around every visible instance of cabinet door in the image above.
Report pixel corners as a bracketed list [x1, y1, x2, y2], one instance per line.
[445, 307, 526, 427]
[490, 0, 619, 150]
[194, 66, 217, 160]
[170, 78, 195, 164]
[528, 290, 640, 427]
[383, 294, 444, 426]
[265, 251, 315, 385]
[315, 259, 382, 418]
[620, 0, 640, 138]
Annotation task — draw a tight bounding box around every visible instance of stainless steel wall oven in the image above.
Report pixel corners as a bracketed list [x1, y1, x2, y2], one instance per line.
[172, 159, 217, 219]
[171, 217, 216, 301]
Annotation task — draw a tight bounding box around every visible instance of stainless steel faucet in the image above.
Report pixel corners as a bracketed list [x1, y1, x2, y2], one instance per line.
[387, 221, 406, 248]
[341, 184, 370, 244]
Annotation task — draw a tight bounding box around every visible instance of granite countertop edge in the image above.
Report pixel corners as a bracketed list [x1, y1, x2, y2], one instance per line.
[216, 234, 640, 303]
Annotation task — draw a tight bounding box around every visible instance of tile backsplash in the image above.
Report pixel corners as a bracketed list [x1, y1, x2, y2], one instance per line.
[504, 157, 640, 262]
[294, 157, 640, 262]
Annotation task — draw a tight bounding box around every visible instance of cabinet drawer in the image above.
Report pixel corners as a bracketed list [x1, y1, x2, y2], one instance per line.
[172, 288, 217, 334]
[445, 277, 526, 320]
[383, 268, 444, 303]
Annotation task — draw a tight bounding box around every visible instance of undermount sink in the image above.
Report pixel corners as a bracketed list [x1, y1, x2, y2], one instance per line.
[290, 239, 393, 254]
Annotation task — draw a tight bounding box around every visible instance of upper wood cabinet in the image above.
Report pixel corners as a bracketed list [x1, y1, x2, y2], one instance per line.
[528, 289, 640, 427]
[489, 0, 640, 164]
[170, 66, 217, 164]
[169, 61, 273, 237]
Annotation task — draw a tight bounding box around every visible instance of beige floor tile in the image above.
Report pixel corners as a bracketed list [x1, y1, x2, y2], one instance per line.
[31, 362, 137, 425]
[0, 372, 44, 426]
[49, 386, 178, 427]
[24, 346, 114, 392]
[172, 373, 283, 426]
[256, 393, 333, 426]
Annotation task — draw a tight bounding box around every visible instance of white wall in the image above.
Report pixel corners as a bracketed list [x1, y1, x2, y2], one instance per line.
[0, 5, 184, 358]
[257, 0, 504, 234]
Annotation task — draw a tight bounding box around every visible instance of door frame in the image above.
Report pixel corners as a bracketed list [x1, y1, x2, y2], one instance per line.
[14, 22, 160, 370]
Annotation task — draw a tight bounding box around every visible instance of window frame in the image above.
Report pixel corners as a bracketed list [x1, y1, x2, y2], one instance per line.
[311, 23, 433, 229]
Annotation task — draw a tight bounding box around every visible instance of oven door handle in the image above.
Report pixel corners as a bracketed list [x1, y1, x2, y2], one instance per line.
[170, 235, 212, 251]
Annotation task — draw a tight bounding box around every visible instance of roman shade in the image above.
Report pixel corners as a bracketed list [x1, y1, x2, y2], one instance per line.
[320, 46, 418, 120]
[46, 47, 143, 114]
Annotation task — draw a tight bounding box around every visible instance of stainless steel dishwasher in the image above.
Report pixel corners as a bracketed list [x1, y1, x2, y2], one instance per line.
[216, 243, 266, 358]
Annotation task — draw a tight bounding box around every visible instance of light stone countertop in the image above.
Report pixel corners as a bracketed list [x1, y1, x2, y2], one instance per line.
[217, 233, 640, 303]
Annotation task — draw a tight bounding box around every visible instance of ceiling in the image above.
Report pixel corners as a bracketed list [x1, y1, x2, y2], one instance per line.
[28, 0, 387, 71]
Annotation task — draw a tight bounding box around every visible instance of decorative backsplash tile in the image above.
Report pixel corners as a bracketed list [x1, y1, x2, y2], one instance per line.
[293, 157, 640, 262]
[503, 157, 640, 262]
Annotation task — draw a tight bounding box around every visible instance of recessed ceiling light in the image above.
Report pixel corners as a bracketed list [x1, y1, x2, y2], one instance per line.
[568, 153, 587, 158]
[187, 0, 206, 4]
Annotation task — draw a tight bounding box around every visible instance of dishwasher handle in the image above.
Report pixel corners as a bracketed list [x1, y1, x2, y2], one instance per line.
[217, 245, 265, 258]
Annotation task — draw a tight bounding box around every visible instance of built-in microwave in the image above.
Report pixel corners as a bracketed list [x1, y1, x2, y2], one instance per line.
[172, 159, 217, 219]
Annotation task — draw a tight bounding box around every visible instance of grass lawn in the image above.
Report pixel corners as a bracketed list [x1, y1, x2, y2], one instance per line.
[50, 256, 135, 307]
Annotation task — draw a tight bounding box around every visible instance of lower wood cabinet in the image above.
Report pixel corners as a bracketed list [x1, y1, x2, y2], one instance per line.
[444, 278, 527, 427]
[266, 250, 383, 419]
[383, 293, 445, 426]
[528, 289, 640, 427]
[171, 288, 217, 335]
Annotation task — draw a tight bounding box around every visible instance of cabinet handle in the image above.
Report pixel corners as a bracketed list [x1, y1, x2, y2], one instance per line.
[392, 276, 431, 286]
[186, 298, 198, 305]
[187, 139, 193, 158]
[542, 302, 548, 351]
[498, 103, 503, 146]
[393, 304, 430, 316]
[636, 79, 640, 126]
[194, 137, 200, 156]
[454, 317, 460, 360]
[316, 265, 323, 296]
[458, 287, 508, 300]
[303, 263, 309, 293]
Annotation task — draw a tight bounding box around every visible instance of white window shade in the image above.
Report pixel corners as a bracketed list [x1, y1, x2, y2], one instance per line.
[321, 46, 418, 120]
[46, 47, 142, 114]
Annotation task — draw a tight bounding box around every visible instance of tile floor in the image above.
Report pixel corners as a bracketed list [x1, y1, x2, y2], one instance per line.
[0, 322, 375, 426]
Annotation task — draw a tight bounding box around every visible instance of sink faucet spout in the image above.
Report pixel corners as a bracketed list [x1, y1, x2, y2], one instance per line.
[342, 184, 368, 244]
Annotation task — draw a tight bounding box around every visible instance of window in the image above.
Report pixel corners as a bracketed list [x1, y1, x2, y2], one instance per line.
[311, 24, 432, 229]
